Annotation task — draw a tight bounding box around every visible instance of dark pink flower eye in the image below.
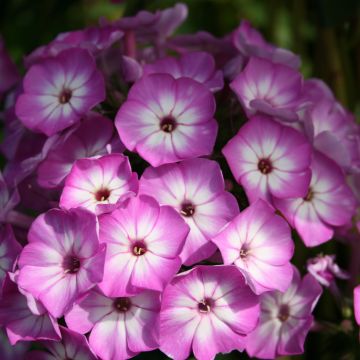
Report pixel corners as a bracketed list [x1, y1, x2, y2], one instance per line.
[257, 158, 272, 174]
[95, 188, 111, 202]
[113, 297, 131, 312]
[277, 304, 290, 322]
[180, 202, 195, 217]
[132, 241, 147, 256]
[58, 88, 72, 104]
[63, 256, 81, 274]
[160, 116, 177, 133]
[198, 298, 212, 313]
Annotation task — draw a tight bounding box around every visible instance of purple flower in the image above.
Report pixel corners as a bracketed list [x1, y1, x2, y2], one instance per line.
[307, 254, 349, 287]
[0, 171, 20, 222]
[15, 48, 105, 136]
[0, 37, 20, 99]
[37, 113, 124, 189]
[60, 153, 138, 214]
[65, 288, 160, 360]
[230, 57, 304, 121]
[139, 158, 239, 265]
[115, 74, 218, 167]
[213, 199, 294, 294]
[25, 25, 123, 67]
[354, 285, 360, 326]
[232, 20, 300, 69]
[27, 326, 97, 360]
[98, 194, 189, 296]
[18, 208, 106, 318]
[304, 99, 360, 173]
[159, 265, 260, 360]
[0, 225, 22, 294]
[0, 274, 60, 344]
[246, 266, 322, 359]
[274, 151, 356, 247]
[222, 115, 311, 204]
[0, 328, 29, 360]
[143, 51, 223, 92]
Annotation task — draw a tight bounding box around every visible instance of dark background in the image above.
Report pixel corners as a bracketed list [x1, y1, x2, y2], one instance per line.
[1, 0, 360, 359]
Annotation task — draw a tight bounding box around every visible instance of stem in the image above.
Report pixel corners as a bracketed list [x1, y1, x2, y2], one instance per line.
[6, 210, 34, 229]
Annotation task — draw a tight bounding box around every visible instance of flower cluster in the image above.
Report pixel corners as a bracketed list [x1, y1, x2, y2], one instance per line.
[0, 2, 359, 360]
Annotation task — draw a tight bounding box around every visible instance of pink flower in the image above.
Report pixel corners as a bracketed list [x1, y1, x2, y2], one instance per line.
[139, 158, 239, 265]
[307, 254, 348, 287]
[143, 51, 223, 92]
[25, 25, 123, 67]
[246, 266, 322, 359]
[65, 288, 160, 360]
[212, 199, 294, 294]
[27, 326, 97, 360]
[37, 113, 124, 189]
[159, 265, 260, 360]
[0, 225, 21, 294]
[304, 99, 359, 173]
[230, 57, 304, 121]
[354, 285, 360, 326]
[115, 73, 218, 167]
[274, 151, 356, 247]
[15, 48, 105, 136]
[98, 194, 189, 296]
[222, 115, 311, 204]
[0, 274, 60, 345]
[17, 208, 106, 318]
[60, 153, 138, 214]
[232, 20, 301, 69]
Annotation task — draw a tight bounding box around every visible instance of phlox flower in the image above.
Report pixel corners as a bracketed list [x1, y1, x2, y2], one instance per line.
[65, 288, 160, 360]
[246, 266, 322, 359]
[139, 158, 239, 265]
[222, 115, 311, 204]
[159, 265, 260, 360]
[212, 199, 294, 294]
[143, 51, 223, 92]
[15, 48, 105, 136]
[232, 20, 300, 69]
[0, 225, 21, 294]
[274, 151, 356, 247]
[307, 254, 348, 288]
[25, 25, 124, 67]
[37, 113, 124, 189]
[354, 285, 360, 326]
[98, 194, 189, 296]
[0, 274, 60, 344]
[60, 153, 138, 214]
[27, 326, 97, 360]
[230, 57, 304, 121]
[18, 208, 106, 318]
[115, 73, 218, 167]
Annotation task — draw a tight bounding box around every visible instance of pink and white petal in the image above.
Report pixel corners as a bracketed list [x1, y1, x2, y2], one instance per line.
[171, 120, 218, 160]
[131, 253, 181, 292]
[269, 169, 311, 199]
[245, 260, 293, 294]
[278, 317, 313, 356]
[99, 252, 137, 297]
[99, 213, 132, 249]
[246, 317, 282, 359]
[180, 158, 225, 204]
[126, 306, 159, 353]
[240, 170, 270, 203]
[180, 218, 217, 265]
[65, 290, 113, 334]
[160, 307, 200, 360]
[294, 202, 334, 247]
[146, 206, 188, 258]
[90, 312, 136, 360]
[139, 164, 185, 206]
[18, 243, 62, 268]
